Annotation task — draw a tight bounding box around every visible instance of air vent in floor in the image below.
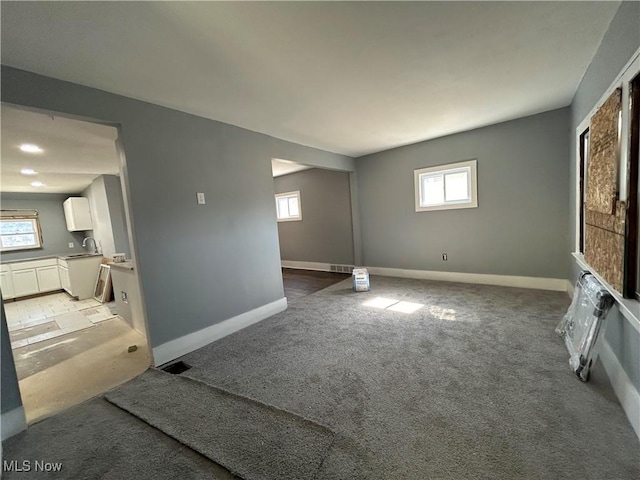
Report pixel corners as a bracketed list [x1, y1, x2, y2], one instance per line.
[161, 361, 192, 375]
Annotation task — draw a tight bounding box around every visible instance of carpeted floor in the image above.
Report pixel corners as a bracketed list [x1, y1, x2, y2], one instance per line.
[3, 276, 639, 479]
[105, 368, 335, 480]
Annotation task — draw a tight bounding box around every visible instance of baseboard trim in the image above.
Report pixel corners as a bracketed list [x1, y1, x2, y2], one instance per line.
[1, 406, 26, 441]
[152, 298, 287, 367]
[599, 339, 640, 440]
[566, 280, 575, 298]
[365, 266, 568, 292]
[281, 260, 332, 272]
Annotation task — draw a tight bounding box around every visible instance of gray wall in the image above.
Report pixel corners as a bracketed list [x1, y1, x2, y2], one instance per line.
[81, 174, 131, 258]
[1, 66, 354, 352]
[82, 176, 115, 256]
[274, 168, 354, 265]
[103, 175, 131, 258]
[0, 192, 86, 262]
[356, 107, 570, 279]
[568, 1, 640, 391]
[1, 298, 22, 414]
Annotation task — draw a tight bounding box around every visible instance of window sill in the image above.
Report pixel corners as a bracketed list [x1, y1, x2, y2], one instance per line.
[572, 252, 640, 333]
[415, 203, 478, 212]
[276, 218, 302, 223]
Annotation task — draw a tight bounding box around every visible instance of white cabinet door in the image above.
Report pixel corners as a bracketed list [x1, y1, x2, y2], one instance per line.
[36, 265, 61, 292]
[12, 269, 39, 297]
[1, 271, 15, 299]
[63, 197, 93, 231]
[59, 266, 71, 294]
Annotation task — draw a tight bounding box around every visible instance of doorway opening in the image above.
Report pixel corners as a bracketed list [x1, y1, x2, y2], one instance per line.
[1, 104, 152, 424]
[271, 158, 354, 302]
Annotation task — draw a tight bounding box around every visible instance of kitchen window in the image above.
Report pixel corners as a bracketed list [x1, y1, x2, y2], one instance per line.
[414, 159, 478, 212]
[275, 191, 302, 222]
[0, 210, 43, 251]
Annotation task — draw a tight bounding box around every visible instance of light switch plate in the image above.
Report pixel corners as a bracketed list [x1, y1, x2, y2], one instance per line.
[197, 192, 206, 205]
[68, 242, 74, 248]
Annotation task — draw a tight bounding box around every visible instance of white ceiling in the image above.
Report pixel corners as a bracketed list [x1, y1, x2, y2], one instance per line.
[1, 106, 119, 193]
[1, 2, 620, 157]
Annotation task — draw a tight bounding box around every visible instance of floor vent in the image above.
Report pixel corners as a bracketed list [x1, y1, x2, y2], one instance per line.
[330, 265, 355, 274]
[161, 361, 192, 375]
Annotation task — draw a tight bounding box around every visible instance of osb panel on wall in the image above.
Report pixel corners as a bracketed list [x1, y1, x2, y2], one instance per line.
[586, 88, 621, 214]
[585, 200, 626, 235]
[585, 224, 624, 293]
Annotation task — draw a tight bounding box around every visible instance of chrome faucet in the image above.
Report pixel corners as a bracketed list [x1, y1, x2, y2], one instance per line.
[82, 237, 99, 254]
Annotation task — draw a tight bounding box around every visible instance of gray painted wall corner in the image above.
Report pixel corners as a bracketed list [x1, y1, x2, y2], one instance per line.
[274, 168, 355, 265]
[355, 107, 571, 279]
[0, 66, 351, 350]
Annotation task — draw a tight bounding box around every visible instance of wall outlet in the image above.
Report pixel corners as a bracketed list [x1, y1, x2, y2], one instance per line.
[121, 291, 129, 303]
[68, 242, 74, 248]
[442, 253, 448, 261]
[197, 192, 206, 205]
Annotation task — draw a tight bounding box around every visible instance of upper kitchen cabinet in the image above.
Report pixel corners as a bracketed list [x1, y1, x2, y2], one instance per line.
[63, 197, 93, 231]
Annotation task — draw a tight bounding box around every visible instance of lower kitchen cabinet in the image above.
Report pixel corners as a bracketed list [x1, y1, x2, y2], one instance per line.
[59, 266, 71, 293]
[1, 267, 16, 299]
[1, 256, 102, 300]
[36, 265, 62, 292]
[11, 268, 40, 297]
[2, 258, 62, 299]
[57, 256, 103, 300]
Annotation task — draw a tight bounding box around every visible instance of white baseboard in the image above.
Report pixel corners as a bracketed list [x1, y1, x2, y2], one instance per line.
[1, 406, 26, 441]
[365, 266, 568, 292]
[152, 298, 287, 366]
[599, 339, 640, 440]
[281, 260, 332, 272]
[566, 280, 575, 298]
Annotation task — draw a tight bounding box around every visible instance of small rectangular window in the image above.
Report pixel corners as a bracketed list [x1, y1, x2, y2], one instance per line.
[414, 160, 478, 212]
[0, 210, 43, 251]
[275, 191, 302, 222]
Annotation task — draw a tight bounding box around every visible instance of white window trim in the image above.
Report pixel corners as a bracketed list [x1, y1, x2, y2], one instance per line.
[0, 211, 43, 252]
[414, 159, 478, 212]
[572, 47, 640, 328]
[275, 190, 302, 222]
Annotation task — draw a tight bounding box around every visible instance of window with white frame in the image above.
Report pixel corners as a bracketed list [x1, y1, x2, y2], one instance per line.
[414, 159, 478, 212]
[275, 190, 302, 222]
[0, 210, 43, 251]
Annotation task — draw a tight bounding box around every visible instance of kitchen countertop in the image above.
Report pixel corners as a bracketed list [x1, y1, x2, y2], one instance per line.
[58, 253, 103, 261]
[109, 261, 134, 271]
[1, 253, 103, 264]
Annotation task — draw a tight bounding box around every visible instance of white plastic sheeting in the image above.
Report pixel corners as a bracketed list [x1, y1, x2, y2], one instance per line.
[556, 271, 614, 381]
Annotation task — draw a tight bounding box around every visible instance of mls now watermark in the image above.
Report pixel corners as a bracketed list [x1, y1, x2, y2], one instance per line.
[3, 460, 63, 473]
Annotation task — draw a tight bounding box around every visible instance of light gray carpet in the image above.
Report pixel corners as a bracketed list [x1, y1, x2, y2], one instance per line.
[1, 399, 234, 480]
[179, 276, 640, 479]
[3, 276, 639, 479]
[105, 368, 335, 480]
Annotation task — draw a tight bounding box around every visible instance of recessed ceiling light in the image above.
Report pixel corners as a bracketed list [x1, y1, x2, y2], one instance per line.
[20, 144, 43, 153]
[30, 181, 45, 187]
[20, 168, 38, 176]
